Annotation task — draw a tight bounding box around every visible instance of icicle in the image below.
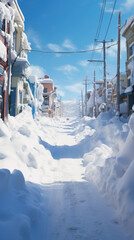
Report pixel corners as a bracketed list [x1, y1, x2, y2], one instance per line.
[3, 70, 8, 91]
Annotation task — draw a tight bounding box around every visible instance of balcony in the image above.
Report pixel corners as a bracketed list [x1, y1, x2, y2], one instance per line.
[12, 57, 29, 77]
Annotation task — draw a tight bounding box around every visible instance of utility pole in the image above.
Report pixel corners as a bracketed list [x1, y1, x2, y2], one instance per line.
[93, 71, 96, 117]
[88, 38, 113, 111]
[103, 40, 106, 107]
[117, 12, 121, 114]
[84, 76, 88, 116]
[95, 39, 113, 111]
[81, 90, 84, 117]
[6, 44, 12, 119]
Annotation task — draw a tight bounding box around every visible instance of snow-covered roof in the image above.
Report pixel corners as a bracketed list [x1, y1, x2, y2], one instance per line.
[121, 15, 134, 36]
[0, 1, 12, 22]
[87, 89, 92, 93]
[0, 0, 14, 4]
[39, 78, 53, 84]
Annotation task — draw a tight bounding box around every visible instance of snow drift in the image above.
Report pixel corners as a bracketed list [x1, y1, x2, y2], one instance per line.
[83, 111, 134, 236]
[0, 105, 133, 238]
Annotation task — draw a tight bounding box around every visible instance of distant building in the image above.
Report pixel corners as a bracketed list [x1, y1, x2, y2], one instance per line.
[121, 15, 134, 114]
[40, 75, 57, 117]
[110, 74, 127, 115]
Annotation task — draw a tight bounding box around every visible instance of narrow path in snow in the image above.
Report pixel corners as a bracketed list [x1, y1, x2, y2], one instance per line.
[40, 119, 130, 240]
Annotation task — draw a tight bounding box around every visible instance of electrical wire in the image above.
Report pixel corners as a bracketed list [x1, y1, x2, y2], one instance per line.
[104, 0, 117, 40]
[91, 0, 106, 60]
[96, 0, 106, 40]
[24, 42, 117, 55]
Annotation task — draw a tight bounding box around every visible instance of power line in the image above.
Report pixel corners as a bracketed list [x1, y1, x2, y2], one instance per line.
[24, 42, 117, 55]
[104, 0, 117, 40]
[91, 0, 106, 60]
[96, 0, 106, 40]
[26, 48, 103, 54]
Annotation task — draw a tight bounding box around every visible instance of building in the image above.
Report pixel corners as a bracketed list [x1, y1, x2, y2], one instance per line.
[10, 0, 30, 116]
[110, 74, 127, 114]
[0, 1, 14, 120]
[121, 15, 134, 115]
[40, 75, 57, 117]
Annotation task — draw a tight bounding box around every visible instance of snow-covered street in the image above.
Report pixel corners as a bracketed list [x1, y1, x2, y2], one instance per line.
[1, 0, 134, 239]
[0, 108, 133, 240]
[38, 118, 130, 240]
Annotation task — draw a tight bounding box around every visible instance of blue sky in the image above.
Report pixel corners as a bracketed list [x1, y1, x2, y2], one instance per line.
[18, 0, 134, 101]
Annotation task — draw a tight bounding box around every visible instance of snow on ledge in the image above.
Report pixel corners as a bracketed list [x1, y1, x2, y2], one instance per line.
[0, 40, 7, 62]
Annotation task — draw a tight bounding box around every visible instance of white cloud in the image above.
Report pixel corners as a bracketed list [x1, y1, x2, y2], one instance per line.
[122, 0, 134, 10]
[107, 39, 126, 58]
[65, 82, 82, 94]
[55, 84, 65, 97]
[56, 64, 79, 74]
[57, 89, 65, 97]
[62, 39, 76, 50]
[87, 39, 126, 59]
[103, 2, 119, 13]
[47, 43, 62, 57]
[47, 43, 62, 52]
[26, 28, 42, 50]
[28, 65, 46, 78]
[79, 60, 89, 67]
[47, 38, 76, 57]
[87, 43, 103, 54]
[107, 41, 117, 57]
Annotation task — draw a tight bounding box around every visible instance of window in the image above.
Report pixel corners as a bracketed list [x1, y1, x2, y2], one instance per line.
[13, 29, 17, 51]
[0, 82, 3, 119]
[0, 21, 2, 30]
[2, 19, 5, 32]
[43, 96, 49, 105]
[130, 44, 134, 57]
[19, 90, 23, 113]
[7, 21, 10, 34]
[43, 88, 47, 93]
[0, 85, 2, 97]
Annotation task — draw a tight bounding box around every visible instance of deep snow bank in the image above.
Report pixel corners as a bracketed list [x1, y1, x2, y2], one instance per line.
[0, 168, 46, 240]
[84, 111, 134, 235]
[0, 107, 60, 184]
[0, 107, 67, 239]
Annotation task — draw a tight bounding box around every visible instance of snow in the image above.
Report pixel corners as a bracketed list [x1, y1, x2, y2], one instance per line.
[120, 102, 127, 114]
[39, 78, 53, 84]
[0, 106, 133, 239]
[22, 32, 31, 51]
[124, 85, 133, 93]
[3, 70, 8, 91]
[0, 2, 12, 22]
[0, 40, 7, 62]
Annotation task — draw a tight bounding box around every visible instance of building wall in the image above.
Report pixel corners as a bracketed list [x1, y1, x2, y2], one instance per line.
[42, 82, 53, 93]
[41, 82, 54, 117]
[122, 16, 134, 115]
[0, 23, 9, 120]
[10, 0, 30, 117]
[11, 76, 24, 115]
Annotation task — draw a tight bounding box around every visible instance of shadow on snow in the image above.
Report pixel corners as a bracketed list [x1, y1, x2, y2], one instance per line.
[39, 135, 91, 160]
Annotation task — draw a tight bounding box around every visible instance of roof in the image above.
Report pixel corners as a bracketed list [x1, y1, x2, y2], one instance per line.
[39, 78, 53, 84]
[121, 15, 134, 36]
